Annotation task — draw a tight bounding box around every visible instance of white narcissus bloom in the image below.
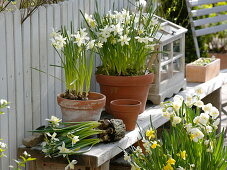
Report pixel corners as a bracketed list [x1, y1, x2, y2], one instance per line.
[23, 151, 31, 157]
[65, 160, 77, 170]
[119, 35, 131, 46]
[195, 87, 204, 96]
[46, 132, 59, 142]
[209, 107, 219, 119]
[204, 140, 209, 145]
[176, 167, 185, 170]
[58, 142, 72, 157]
[205, 126, 213, 133]
[162, 107, 174, 120]
[86, 40, 95, 50]
[50, 34, 66, 50]
[46, 116, 62, 127]
[0, 141, 7, 148]
[135, 0, 147, 8]
[96, 42, 103, 48]
[84, 13, 96, 28]
[72, 136, 79, 146]
[202, 103, 213, 113]
[112, 23, 123, 36]
[194, 100, 204, 108]
[0, 99, 7, 106]
[213, 118, 220, 129]
[198, 113, 209, 125]
[185, 123, 192, 132]
[190, 128, 204, 142]
[124, 152, 131, 162]
[172, 116, 182, 126]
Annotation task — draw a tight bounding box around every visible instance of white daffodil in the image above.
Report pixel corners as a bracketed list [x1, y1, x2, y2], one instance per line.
[0, 99, 7, 106]
[23, 151, 31, 157]
[86, 40, 95, 50]
[85, 13, 96, 28]
[202, 103, 213, 113]
[0, 141, 7, 148]
[46, 116, 62, 127]
[162, 107, 174, 120]
[46, 132, 59, 142]
[65, 160, 77, 170]
[204, 140, 209, 145]
[198, 113, 209, 125]
[72, 136, 79, 146]
[205, 126, 213, 133]
[185, 123, 192, 132]
[124, 152, 131, 162]
[119, 35, 131, 46]
[96, 42, 103, 48]
[209, 107, 219, 119]
[135, 0, 147, 8]
[172, 116, 182, 126]
[58, 142, 72, 157]
[195, 87, 204, 96]
[213, 118, 220, 129]
[176, 167, 185, 170]
[190, 128, 204, 142]
[50, 34, 66, 50]
[131, 163, 141, 170]
[112, 23, 123, 36]
[194, 100, 204, 108]
[135, 146, 143, 155]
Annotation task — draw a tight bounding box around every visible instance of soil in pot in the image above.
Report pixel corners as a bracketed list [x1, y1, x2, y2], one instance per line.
[110, 99, 141, 131]
[57, 92, 106, 122]
[96, 73, 154, 114]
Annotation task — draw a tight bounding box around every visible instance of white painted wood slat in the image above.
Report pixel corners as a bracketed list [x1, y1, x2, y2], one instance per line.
[0, 12, 10, 170]
[22, 16, 33, 136]
[193, 14, 227, 27]
[195, 23, 227, 36]
[39, 6, 48, 125]
[191, 5, 227, 17]
[189, 0, 227, 7]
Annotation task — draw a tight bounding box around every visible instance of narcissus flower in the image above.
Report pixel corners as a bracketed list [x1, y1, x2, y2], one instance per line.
[146, 128, 156, 140]
[167, 158, 176, 165]
[151, 141, 160, 149]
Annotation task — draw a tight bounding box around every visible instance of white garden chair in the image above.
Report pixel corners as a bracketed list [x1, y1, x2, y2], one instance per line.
[185, 0, 227, 58]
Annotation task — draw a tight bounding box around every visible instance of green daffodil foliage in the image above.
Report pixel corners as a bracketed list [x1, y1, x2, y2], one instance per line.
[125, 88, 227, 170]
[50, 26, 102, 100]
[0, 100, 36, 169]
[32, 116, 106, 169]
[191, 58, 216, 66]
[82, 0, 160, 76]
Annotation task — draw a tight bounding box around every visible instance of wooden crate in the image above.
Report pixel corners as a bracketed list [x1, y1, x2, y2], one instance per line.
[186, 59, 220, 83]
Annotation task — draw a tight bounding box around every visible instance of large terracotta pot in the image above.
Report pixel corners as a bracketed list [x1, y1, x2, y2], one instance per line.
[110, 99, 141, 131]
[57, 92, 106, 122]
[96, 73, 154, 114]
[209, 53, 227, 70]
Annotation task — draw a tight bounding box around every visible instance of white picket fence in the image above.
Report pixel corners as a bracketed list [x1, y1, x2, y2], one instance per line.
[0, 0, 133, 169]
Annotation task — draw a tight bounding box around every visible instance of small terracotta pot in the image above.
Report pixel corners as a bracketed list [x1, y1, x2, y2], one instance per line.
[57, 92, 106, 122]
[110, 99, 141, 131]
[96, 73, 154, 114]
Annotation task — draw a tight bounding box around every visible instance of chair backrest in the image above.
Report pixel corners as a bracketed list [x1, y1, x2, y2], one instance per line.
[185, 0, 227, 57]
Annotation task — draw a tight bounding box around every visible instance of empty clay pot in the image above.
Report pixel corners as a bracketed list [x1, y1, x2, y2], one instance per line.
[57, 92, 106, 122]
[110, 99, 141, 131]
[96, 73, 154, 114]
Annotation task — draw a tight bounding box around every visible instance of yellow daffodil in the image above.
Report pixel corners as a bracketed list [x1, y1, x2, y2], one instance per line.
[146, 128, 156, 140]
[177, 151, 186, 160]
[163, 163, 173, 170]
[151, 141, 160, 149]
[167, 158, 176, 165]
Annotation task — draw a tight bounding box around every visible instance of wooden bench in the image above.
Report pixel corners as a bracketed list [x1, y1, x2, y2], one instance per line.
[18, 72, 227, 170]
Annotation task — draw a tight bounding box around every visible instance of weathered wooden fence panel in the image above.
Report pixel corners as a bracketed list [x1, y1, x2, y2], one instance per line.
[0, 0, 132, 169]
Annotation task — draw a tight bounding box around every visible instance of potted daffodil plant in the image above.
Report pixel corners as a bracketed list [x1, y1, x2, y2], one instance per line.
[83, 0, 160, 114]
[51, 26, 106, 122]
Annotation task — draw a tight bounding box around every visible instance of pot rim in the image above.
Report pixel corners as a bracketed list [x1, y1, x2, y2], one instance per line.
[110, 99, 142, 107]
[96, 73, 153, 78]
[187, 58, 220, 68]
[57, 91, 106, 102]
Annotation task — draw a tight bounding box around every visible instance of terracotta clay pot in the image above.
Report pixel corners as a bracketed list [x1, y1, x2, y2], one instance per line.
[57, 92, 106, 122]
[110, 99, 141, 131]
[96, 73, 154, 114]
[209, 53, 227, 70]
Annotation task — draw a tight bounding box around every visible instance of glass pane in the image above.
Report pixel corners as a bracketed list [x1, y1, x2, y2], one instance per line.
[173, 39, 181, 56]
[161, 44, 171, 61]
[161, 63, 171, 81]
[173, 58, 182, 76]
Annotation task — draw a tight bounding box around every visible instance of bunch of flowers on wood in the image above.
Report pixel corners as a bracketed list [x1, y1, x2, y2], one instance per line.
[125, 88, 227, 170]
